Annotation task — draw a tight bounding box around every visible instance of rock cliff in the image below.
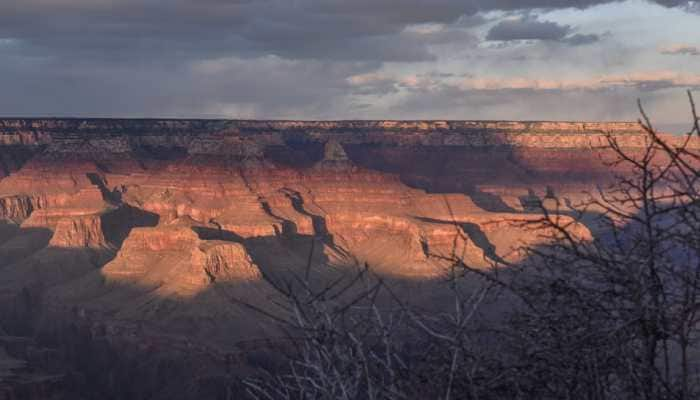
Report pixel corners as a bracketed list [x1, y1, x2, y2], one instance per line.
[0, 118, 687, 398]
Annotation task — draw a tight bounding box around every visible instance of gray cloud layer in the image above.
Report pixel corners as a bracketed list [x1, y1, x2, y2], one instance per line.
[0, 0, 696, 119]
[0, 0, 687, 62]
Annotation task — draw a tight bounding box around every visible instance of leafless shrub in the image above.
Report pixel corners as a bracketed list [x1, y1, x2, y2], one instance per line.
[239, 91, 700, 400]
[466, 90, 700, 400]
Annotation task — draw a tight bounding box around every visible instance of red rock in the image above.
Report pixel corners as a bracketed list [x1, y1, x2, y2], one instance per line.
[0, 118, 693, 357]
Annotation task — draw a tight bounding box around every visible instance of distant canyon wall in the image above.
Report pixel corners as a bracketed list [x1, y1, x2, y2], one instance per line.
[0, 118, 675, 189]
[0, 118, 660, 149]
[0, 118, 692, 399]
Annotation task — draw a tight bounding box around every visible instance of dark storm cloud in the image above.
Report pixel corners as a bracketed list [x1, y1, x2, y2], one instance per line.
[486, 16, 602, 46]
[0, 0, 689, 62]
[0, 0, 474, 63]
[0, 53, 379, 118]
[0, 0, 696, 117]
[487, 18, 571, 41]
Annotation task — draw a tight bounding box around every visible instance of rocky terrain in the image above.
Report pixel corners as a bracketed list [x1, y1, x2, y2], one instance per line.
[0, 118, 688, 398]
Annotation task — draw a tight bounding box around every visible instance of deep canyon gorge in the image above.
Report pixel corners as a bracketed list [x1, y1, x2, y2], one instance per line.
[0, 119, 690, 399]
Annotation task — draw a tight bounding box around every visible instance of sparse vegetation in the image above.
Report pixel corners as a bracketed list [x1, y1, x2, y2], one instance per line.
[242, 92, 700, 400]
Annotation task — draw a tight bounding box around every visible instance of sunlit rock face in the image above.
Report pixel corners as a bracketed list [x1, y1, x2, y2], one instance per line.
[0, 119, 682, 291]
[0, 118, 690, 397]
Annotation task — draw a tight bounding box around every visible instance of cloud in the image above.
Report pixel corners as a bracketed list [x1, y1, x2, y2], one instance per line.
[0, 0, 697, 119]
[390, 86, 672, 123]
[562, 33, 601, 46]
[453, 71, 700, 91]
[0, 1, 690, 63]
[346, 72, 401, 96]
[0, 53, 380, 118]
[487, 17, 571, 41]
[660, 44, 700, 55]
[486, 16, 602, 46]
[391, 87, 638, 121]
[652, 0, 693, 6]
[379, 72, 700, 122]
[0, 1, 478, 64]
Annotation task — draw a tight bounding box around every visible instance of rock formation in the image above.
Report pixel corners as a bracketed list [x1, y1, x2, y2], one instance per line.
[0, 118, 690, 398]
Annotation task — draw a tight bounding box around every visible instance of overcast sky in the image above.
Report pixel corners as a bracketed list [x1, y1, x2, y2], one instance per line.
[1, 0, 699, 124]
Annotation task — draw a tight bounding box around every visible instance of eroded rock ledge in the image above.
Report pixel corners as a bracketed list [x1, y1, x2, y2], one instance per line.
[0, 118, 689, 399]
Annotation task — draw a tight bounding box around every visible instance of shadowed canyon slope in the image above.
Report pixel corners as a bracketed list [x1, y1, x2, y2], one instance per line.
[0, 118, 690, 398]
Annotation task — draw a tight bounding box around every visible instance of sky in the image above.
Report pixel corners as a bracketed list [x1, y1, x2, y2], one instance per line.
[0, 0, 699, 125]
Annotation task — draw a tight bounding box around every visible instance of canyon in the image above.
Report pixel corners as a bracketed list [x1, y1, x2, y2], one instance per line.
[0, 118, 686, 399]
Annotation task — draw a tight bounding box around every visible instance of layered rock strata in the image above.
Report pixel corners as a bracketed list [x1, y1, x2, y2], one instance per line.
[0, 118, 687, 398]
